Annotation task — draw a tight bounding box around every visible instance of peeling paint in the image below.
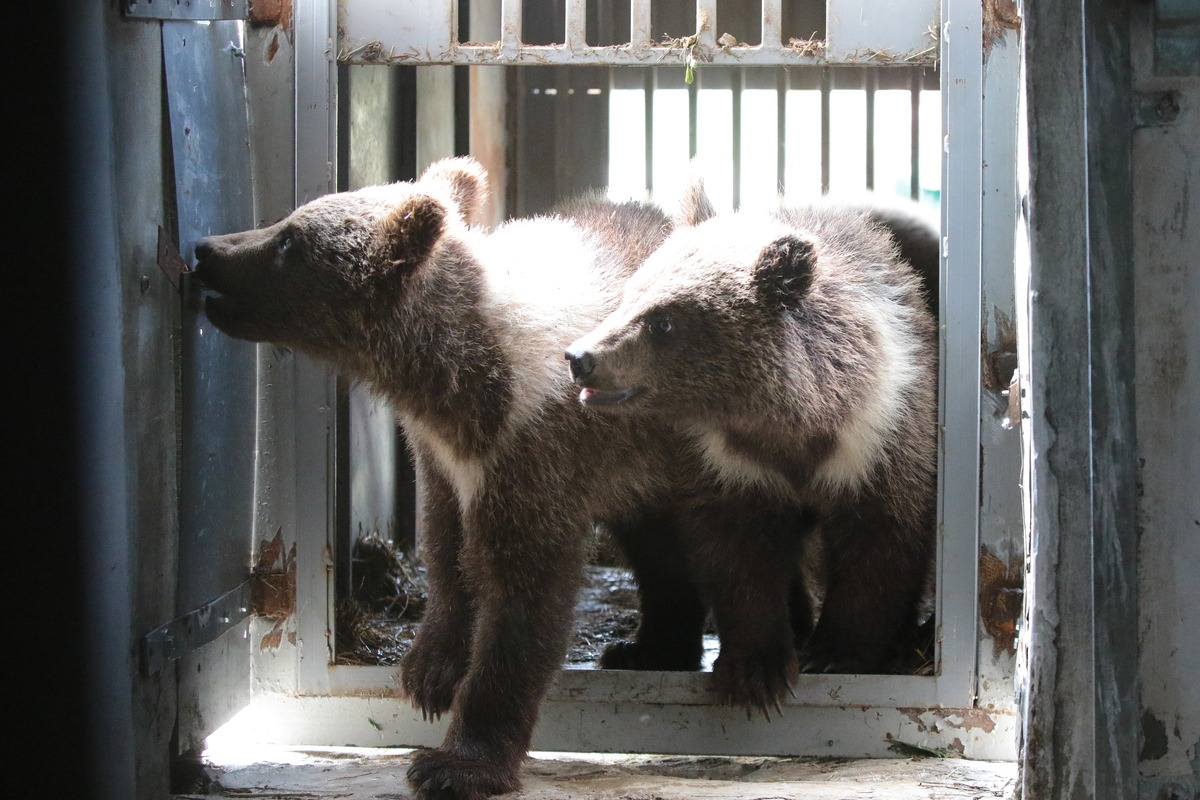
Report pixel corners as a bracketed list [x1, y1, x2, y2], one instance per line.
[938, 708, 999, 734]
[1142, 708, 1170, 761]
[897, 707, 1001, 734]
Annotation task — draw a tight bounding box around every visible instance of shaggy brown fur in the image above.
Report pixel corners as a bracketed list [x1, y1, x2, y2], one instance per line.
[566, 199, 939, 704]
[193, 158, 707, 799]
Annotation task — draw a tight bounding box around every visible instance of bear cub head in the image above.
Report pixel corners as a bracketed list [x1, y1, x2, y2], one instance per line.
[192, 157, 488, 356]
[564, 213, 822, 418]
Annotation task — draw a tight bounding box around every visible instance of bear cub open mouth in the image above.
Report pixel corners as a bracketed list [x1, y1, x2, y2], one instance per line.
[578, 386, 641, 407]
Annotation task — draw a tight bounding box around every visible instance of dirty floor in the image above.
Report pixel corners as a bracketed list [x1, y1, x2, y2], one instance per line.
[174, 744, 1017, 799]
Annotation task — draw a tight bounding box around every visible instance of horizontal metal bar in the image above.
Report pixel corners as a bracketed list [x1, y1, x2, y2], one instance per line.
[233, 693, 1019, 760]
[123, 0, 246, 20]
[141, 578, 253, 675]
[337, 42, 938, 67]
[323, 664, 946, 709]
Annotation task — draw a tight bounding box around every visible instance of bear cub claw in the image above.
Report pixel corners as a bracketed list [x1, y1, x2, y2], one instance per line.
[400, 641, 469, 720]
[711, 644, 799, 721]
[407, 747, 519, 800]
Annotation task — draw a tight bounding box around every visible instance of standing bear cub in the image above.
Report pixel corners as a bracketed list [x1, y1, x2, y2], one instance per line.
[566, 200, 939, 689]
[193, 157, 701, 799]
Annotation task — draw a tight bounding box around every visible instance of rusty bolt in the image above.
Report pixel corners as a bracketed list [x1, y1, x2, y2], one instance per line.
[1155, 92, 1181, 124]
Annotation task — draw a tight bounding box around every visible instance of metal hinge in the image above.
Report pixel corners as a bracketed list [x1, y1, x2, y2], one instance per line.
[140, 530, 297, 674]
[140, 579, 254, 675]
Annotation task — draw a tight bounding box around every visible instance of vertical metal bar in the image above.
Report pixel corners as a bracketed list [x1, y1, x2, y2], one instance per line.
[688, 71, 698, 159]
[974, 0, 1024, 714]
[1021, 0, 1139, 796]
[554, 67, 571, 197]
[631, 0, 652, 45]
[565, 0, 587, 48]
[762, 0, 783, 48]
[470, 0, 508, 226]
[865, 70, 876, 190]
[820, 68, 831, 193]
[935, 0, 983, 707]
[294, 0, 339, 692]
[696, 0, 718, 48]
[910, 67, 921, 200]
[501, 0, 522, 52]
[732, 68, 743, 210]
[777, 69, 787, 194]
[644, 68, 655, 192]
[72, 4, 137, 796]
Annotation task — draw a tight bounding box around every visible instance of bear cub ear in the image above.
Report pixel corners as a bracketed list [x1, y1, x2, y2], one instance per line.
[419, 156, 490, 226]
[673, 170, 716, 228]
[375, 195, 447, 273]
[752, 234, 817, 309]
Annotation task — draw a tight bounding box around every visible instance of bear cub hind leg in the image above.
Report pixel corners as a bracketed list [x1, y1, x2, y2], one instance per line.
[599, 512, 708, 672]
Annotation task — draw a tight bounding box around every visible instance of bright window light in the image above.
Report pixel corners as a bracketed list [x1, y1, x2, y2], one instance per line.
[739, 89, 779, 212]
[783, 90, 822, 199]
[607, 88, 648, 201]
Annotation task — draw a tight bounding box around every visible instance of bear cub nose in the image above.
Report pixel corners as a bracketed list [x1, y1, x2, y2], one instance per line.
[564, 348, 596, 383]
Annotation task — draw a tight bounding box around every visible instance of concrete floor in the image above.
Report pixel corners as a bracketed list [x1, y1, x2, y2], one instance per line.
[175, 745, 1018, 799]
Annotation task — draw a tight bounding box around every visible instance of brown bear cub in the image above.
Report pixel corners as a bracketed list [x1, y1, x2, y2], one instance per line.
[193, 157, 711, 799]
[566, 194, 939, 694]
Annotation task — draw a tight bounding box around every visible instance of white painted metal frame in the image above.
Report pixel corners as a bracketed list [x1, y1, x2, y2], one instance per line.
[237, 0, 1016, 762]
[339, 0, 939, 66]
[293, 0, 341, 698]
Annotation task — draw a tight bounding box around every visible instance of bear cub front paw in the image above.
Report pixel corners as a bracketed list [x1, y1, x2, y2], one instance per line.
[407, 747, 519, 800]
[711, 644, 799, 720]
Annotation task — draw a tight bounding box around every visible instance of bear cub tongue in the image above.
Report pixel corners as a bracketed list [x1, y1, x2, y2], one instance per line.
[578, 386, 637, 407]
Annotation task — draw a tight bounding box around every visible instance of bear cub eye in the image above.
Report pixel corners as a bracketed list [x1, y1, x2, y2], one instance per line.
[277, 231, 295, 254]
[645, 313, 674, 338]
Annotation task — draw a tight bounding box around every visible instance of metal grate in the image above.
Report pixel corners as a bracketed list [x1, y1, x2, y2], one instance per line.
[605, 64, 940, 211]
[339, 0, 940, 67]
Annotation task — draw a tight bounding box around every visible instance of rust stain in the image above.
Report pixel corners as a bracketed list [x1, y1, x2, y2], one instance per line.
[982, 308, 1018, 393]
[265, 31, 280, 63]
[252, 529, 297, 651]
[260, 624, 283, 650]
[254, 527, 285, 571]
[983, 0, 1021, 54]
[980, 547, 1022, 657]
[249, 0, 292, 34]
